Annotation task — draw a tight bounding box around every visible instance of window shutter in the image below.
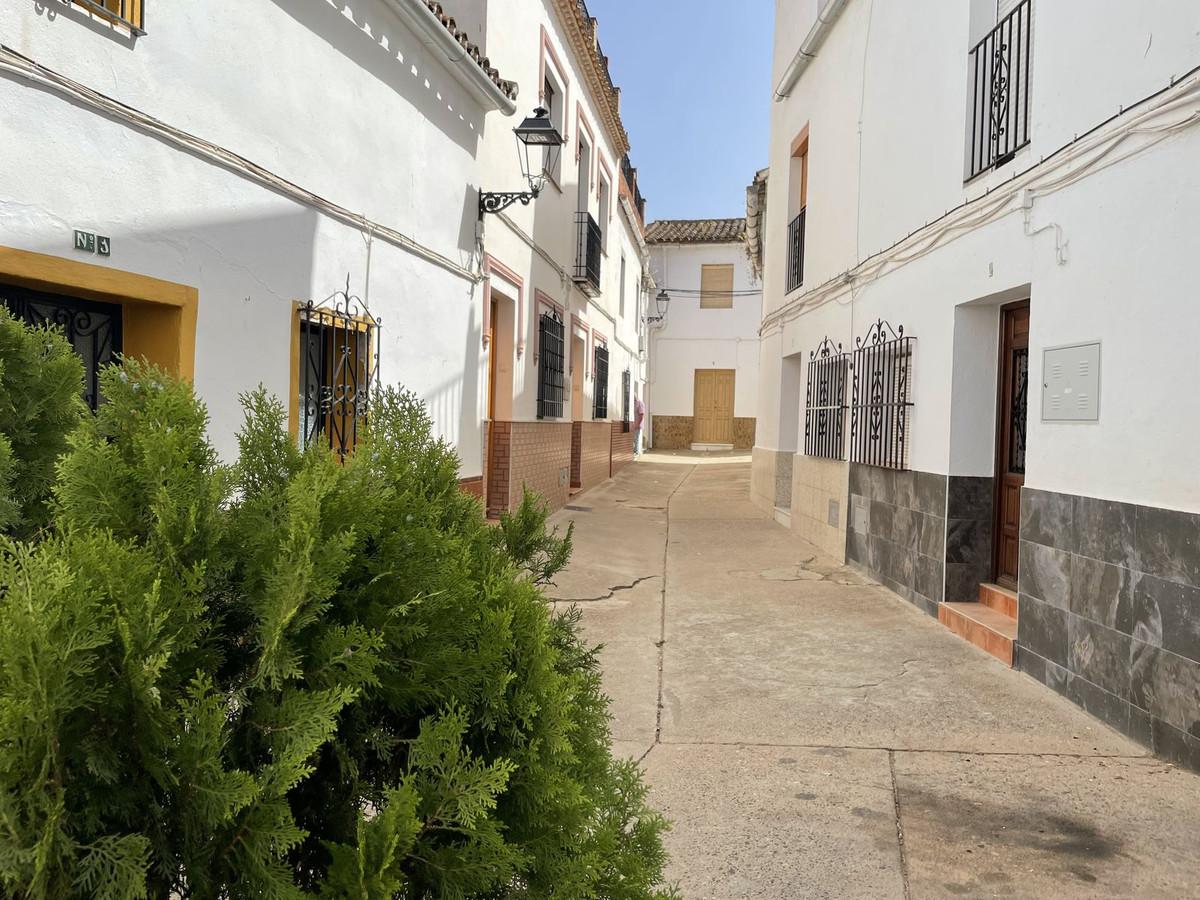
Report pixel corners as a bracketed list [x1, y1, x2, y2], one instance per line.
[700, 264, 734, 309]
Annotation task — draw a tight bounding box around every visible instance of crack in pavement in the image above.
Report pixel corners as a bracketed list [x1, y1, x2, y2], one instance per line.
[550, 575, 659, 604]
[782, 658, 922, 691]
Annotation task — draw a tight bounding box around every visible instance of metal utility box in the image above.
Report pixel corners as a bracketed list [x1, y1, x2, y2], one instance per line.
[1042, 342, 1101, 422]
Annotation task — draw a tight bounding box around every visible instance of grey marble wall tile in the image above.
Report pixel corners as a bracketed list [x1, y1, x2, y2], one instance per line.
[947, 476, 993, 521]
[1065, 673, 1131, 737]
[1068, 615, 1133, 700]
[849, 494, 870, 535]
[914, 471, 947, 516]
[868, 466, 895, 504]
[894, 470, 917, 511]
[892, 506, 916, 551]
[1130, 641, 1200, 736]
[1020, 488, 1074, 551]
[867, 535, 884, 574]
[1016, 646, 1069, 694]
[916, 555, 943, 602]
[944, 563, 981, 603]
[1128, 706, 1154, 749]
[1132, 573, 1200, 663]
[849, 464, 867, 498]
[1017, 595, 1069, 668]
[1136, 504, 1200, 587]
[847, 530, 868, 564]
[869, 500, 894, 541]
[893, 544, 916, 590]
[918, 514, 946, 561]
[1151, 718, 1200, 772]
[1074, 495, 1137, 569]
[946, 518, 991, 566]
[1018, 541, 1072, 610]
[1069, 555, 1134, 634]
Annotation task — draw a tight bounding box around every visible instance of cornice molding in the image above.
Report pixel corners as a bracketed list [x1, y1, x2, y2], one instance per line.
[550, 0, 631, 157]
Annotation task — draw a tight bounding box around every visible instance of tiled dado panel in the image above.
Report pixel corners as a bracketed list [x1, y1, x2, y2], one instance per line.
[651, 415, 693, 450]
[847, 465, 947, 617]
[610, 422, 635, 476]
[791, 454, 849, 562]
[733, 417, 756, 449]
[945, 476, 995, 602]
[1017, 488, 1200, 771]
[573, 421, 610, 490]
[488, 421, 572, 516]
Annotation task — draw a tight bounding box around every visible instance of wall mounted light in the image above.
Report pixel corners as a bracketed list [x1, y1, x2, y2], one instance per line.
[646, 289, 670, 323]
[479, 107, 564, 217]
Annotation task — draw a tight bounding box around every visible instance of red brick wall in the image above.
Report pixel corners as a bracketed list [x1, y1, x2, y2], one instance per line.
[610, 421, 635, 476]
[570, 423, 583, 488]
[578, 421, 611, 492]
[486, 422, 512, 518]
[487, 421, 572, 516]
[458, 476, 484, 499]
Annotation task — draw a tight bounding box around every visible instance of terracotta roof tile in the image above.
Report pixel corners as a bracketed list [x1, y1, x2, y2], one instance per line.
[424, 2, 519, 102]
[644, 218, 746, 245]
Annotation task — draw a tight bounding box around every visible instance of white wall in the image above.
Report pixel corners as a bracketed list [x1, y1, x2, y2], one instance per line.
[648, 241, 761, 422]
[760, 0, 1200, 511]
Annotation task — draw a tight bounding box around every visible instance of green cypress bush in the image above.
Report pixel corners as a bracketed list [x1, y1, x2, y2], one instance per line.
[0, 360, 675, 898]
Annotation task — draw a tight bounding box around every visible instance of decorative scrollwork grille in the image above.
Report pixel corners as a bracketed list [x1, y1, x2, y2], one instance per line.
[536, 312, 565, 420]
[298, 282, 381, 461]
[593, 344, 610, 419]
[804, 337, 849, 460]
[968, 0, 1032, 179]
[850, 320, 915, 470]
[1, 284, 122, 412]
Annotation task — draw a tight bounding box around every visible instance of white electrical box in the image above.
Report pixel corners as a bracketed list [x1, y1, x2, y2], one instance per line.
[1042, 342, 1101, 422]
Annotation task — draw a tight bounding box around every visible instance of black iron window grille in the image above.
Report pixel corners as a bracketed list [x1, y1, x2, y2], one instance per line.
[621, 368, 631, 433]
[1009, 347, 1029, 474]
[804, 337, 849, 460]
[787, 207, 806, 293]
[1, 284, 122, 412]
[593, 344, 610, 419]
[968, 0, 1032, 180]
[573, 212, 603, 296]
[64, 0, 146, 33]
[849, 319, 915, 471]
[536, 312, 565, 420]
[298, 285, 381, 462]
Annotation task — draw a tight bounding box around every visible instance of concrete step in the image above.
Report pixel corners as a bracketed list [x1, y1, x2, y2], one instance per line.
[773, 506, 792, 528]
[938, 602, 1017, 667]
[979, 582, 1018, 619]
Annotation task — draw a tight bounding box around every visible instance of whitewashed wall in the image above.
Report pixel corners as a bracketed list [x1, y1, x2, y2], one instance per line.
[648, 241, 761, 427]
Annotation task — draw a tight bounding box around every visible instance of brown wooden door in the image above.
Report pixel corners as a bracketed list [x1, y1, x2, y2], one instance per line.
[994, 302, 1030, 588]
[693, 369, 735, 444]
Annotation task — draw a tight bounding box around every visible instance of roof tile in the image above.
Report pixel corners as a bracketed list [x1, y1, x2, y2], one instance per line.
[645, 218, 746, 245]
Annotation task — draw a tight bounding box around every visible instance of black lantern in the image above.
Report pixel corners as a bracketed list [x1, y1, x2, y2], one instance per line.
[480, 107, 564, 217]
[647, 289, 670, 322]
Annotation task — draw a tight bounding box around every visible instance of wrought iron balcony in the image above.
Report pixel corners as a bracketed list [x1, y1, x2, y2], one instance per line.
[967, 0, 1032, 180]
[786, 208, 806, 294]
[574, 212, 603, 297]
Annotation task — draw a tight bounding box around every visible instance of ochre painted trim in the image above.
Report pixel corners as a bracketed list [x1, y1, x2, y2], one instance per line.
[539, 25, 572, 142]
[575, 103, 596, 186]
[0, 245, 197, 380]
[597, 155, 614, 207]
[791, 124, 810, 158]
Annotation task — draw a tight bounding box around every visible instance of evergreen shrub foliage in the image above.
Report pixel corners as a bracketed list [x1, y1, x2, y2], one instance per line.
[0, 353, 675, 898]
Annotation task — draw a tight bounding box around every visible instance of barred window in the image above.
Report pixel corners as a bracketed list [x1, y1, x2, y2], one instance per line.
[298, 300, 378, 461]
[804, 338, 848, 460]
[536, 312, 565, 419]
[621, 368, 631, 433]
[72, 0, 145, 32]
[849, 320, 914, 470]
[593, 343, 610, 419]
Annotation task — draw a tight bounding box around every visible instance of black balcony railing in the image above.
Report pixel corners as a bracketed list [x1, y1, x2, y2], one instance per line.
[574, 212, 602, 296]
[67, 0, 145, 33]
[968, 0, 1032, 180]
[787, 208, 806, 294]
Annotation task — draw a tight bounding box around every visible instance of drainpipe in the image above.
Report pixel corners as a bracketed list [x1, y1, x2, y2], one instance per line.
[773, 0, 850, 102]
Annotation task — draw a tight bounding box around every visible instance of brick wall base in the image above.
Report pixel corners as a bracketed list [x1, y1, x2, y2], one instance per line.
[573, 421, 611, 491]
[487, 421, 572, 517]
[458, 476, 483, 499]
[610, 421, 634, 477]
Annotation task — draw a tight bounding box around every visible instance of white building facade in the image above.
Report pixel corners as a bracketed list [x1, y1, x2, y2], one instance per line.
[755, 0, 1200, 770]
[645, 219, 761, 451]
[0, 0, 649, 512]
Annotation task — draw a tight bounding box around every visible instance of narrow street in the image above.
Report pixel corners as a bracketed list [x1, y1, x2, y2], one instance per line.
[549, 455, 1200, 899]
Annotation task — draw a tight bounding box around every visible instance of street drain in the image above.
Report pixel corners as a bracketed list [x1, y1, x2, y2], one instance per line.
[565, 505, 592, 512]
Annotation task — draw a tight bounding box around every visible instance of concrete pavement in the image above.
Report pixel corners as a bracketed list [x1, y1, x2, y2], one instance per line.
[548, 454, 1200, 899]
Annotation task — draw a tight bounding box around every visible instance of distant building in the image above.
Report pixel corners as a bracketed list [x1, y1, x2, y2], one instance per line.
[646, 219, 761, 451]
[754, 0, 1200, 770]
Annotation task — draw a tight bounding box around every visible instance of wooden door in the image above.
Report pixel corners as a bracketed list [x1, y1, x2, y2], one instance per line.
[693, 369, 735, 444]
[571, 335, 585, 420]
[993, 301, 1030, 588]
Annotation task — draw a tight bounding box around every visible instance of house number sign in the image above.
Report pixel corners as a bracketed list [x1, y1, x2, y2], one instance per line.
[74, 229, 111, 257]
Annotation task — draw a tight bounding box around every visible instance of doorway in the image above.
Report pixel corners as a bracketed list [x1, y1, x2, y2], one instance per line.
[693, 368, 735, 446]
[992, 301, 1029, 588]
[571, 333, 585, 420]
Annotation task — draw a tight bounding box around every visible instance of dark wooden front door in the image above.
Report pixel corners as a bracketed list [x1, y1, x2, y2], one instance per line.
[993, 301, 1030, 588]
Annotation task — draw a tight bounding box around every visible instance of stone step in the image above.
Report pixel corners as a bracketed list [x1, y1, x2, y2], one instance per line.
[979, 582, 1018, 619]
[938, 602, 1017, 667]
[773, 506, 792, 528]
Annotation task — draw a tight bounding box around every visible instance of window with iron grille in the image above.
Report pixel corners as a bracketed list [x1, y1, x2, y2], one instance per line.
[536, 312, 565, 419]
[621, 368, 631, 433]
[967, 0, 1032, 180]
[804, 337, 848, 460]
[1, 284, 122, 412]
[298, 299, 379, 461]
[593, 344, 609, 419]
[849, 320, 915, 470]
[70, 0, 145, 33]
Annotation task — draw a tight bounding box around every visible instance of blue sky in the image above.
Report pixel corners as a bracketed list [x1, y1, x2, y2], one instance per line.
[585, 0, 775, 223]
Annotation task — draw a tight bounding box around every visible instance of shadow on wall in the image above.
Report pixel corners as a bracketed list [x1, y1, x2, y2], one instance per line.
[31, 0, 139, 49]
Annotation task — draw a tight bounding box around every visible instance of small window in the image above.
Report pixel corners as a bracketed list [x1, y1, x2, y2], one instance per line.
[700, 264, 734, 309]
[966, 0, 1032, 180]
[598, 175, 611, 253]
[536, 312, 565, 419]
[298, 303, 377, 461]
[543, 74, 565, 184]
[74, 0, 144, 32]
[619, 255, 627, 318]
[788, 135, 808, 293]
[804, 338, 849, 460]
[593, 343, 610, 419]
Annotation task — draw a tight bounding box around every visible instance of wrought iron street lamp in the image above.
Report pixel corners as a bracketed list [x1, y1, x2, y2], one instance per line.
[646, 289, 670, 323]
[479, 107, 564, 217]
